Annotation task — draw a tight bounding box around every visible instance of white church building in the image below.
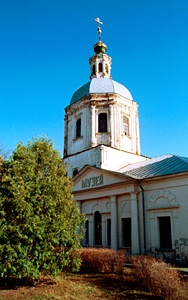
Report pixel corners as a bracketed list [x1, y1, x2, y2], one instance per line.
[63, 20, 188, 260]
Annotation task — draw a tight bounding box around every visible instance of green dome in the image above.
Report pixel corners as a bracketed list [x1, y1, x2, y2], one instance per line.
[94, 41, 107, 54]
[70, 78, 133, 104]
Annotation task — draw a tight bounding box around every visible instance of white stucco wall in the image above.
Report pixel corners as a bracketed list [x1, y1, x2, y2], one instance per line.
[64, 144, 147, 176]
[141, 175, 188, 259]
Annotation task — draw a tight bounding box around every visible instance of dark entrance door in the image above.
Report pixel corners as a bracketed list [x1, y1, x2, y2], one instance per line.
[94, 211, 102, 245]
[158, 216, 172, 249]
[122, 218, 131, 247]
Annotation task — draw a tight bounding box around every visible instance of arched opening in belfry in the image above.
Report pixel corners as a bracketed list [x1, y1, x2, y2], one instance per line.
[98, 62, 103, 72]
[92, 64, 96, 75]
[94, 211, 102, 245]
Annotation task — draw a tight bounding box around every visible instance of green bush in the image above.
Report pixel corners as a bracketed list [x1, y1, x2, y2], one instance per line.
[0, 138, 85, 281]
[78, 248, 125, 274]
[132, 255, 187, 300]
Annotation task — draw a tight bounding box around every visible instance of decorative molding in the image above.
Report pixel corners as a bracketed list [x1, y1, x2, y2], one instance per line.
[121, 200, 128, 213]
[91, 203, 102, 214]
[147, 206, 179, 211]
[83, 204, 88, 213]
[148, 189, 179, 209]
[106, 202, 111, 211]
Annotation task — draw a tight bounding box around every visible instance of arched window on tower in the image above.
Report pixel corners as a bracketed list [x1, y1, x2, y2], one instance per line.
[98, 62, 103, 73]
[122, 115, 129, 136]
[92, 65, 96, 75]
[76, 118, 81, 138]
[105, 64, 109, 74]
[98, 113, 107, 132]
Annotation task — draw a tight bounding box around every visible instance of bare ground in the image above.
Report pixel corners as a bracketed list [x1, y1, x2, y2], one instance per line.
[0, 273, 163, 300]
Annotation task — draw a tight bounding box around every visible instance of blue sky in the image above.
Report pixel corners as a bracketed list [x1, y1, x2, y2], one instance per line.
[0, 0, 188, 158]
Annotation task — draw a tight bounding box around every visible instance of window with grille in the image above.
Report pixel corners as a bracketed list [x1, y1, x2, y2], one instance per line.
[122, 115, 129, 136]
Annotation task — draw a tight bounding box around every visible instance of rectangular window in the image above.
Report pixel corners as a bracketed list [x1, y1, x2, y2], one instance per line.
[122, 218, 131, 247]
[76, 118, 81, 138]
[72, 168, 78, 177]
[85, 220, 89, 245]
[158, 216, 172, 249]
[122, 115, 129, 136]
[107, 219, 111, 247]
[98, 113, 107, 132]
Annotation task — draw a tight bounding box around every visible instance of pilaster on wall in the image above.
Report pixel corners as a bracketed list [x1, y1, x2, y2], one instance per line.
[91, 105, 96, 146]
[102, 214, 106, 247]
[109, 105, 114, 147]
[110, 195, 118, 250]
[88, 215, 93, 246]
[131, 192, 140, 254]
[77, 200, 82, 212]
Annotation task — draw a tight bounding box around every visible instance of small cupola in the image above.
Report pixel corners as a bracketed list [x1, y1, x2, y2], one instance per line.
[89, 18, 112, 80]
[94, 41, 107, 54]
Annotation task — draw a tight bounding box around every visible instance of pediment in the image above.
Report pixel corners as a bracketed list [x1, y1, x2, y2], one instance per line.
[72, 165, 132, 192]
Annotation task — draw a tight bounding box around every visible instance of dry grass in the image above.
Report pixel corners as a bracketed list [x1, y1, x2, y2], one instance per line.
[132, 255, 188, 300]
[78, 248, 126, 274]
[0, 249, 188, 300]
[0, 272, 162, 300]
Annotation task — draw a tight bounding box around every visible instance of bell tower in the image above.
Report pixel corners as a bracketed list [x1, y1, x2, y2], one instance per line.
[63, 19, 146, 176]
[90, 18, 112, 80]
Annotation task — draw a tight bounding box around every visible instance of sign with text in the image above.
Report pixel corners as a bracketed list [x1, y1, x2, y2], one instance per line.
[82, 174, 103, 189]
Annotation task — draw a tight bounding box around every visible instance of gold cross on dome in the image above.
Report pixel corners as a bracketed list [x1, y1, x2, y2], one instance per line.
[95, 17, 103, 26]
[95, 18, 103, 40]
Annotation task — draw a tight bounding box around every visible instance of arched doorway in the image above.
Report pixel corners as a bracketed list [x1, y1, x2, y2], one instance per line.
[94, 211, 102, 245]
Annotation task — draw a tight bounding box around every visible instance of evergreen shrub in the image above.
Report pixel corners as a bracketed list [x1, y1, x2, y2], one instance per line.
[0, 138, 85, 281]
